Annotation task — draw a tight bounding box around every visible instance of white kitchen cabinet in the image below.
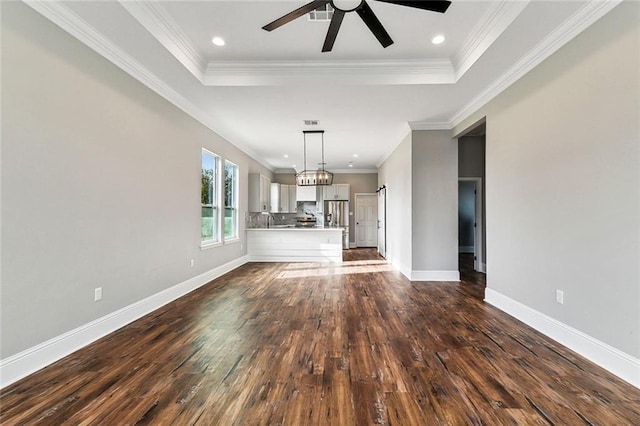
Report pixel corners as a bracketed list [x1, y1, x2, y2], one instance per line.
[270, 183, 281, 213]
[249, 174, 271, 212]
[296, 185, 316, 202]
[280, 185, 290, 212]
[336, 184, 350, 201]
[323, 185, 335, 200]
[271, 183, 294, 213]
[323, 184, 350, 201]
[288, 185, 297, 212]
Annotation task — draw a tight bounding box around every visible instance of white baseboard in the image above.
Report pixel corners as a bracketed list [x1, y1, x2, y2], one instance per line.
[0, 255, 248, 389]
[459, 246, 474, 253]
[390, 260, 411, 281]
[247, 255, 342, 263]
[411, 270, 460, 282]
[485, 288, 640, 389]
[388, 259, 460, 283]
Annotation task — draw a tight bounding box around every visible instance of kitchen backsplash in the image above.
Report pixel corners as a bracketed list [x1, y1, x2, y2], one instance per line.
[246, 202, 324, 228]
[246, 212, 297, 228]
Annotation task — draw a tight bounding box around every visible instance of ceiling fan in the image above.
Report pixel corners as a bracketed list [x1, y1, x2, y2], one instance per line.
[262, 0, 451, 52]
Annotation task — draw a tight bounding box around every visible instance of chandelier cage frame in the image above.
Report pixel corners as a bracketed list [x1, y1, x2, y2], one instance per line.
[296, 130, 334, 186]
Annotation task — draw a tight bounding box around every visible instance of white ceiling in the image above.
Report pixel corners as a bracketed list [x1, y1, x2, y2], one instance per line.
[28, 0, 620, 172]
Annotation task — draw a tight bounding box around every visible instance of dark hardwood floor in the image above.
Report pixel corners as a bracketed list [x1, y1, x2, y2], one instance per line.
[458, 253, 486, 301]
[1, 249, 638, 424]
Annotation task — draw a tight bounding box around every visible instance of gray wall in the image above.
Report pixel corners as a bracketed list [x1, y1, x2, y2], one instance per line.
[458, 136, 485, 177]
[378, 130, 459, 276]
[378, 134, 412, 274]
[411, 131, 458, 272]
[1, 2, 270, 358]
[272, 173, 297, 185]
[333, 173, 378, 242]
[453, 2, 639, 357]
[458, 136, 487, 264]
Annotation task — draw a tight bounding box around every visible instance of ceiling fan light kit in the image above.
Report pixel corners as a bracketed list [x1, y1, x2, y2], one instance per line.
[262, 0, 451, 52]
[296, 130, 334, 186]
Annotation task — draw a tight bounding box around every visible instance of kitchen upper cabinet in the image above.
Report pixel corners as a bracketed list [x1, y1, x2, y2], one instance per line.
[249, 174, 271, 212]
[280, 185, 290, 212]
[270, 183, 280, 213]
[270, 183, 291, 213]
[323, 185, 335, 200]
[323, 184, 350, 201]
[288, 185, 297, 212]
[296, 185, 316, 202]
[271, 183, 295, 213]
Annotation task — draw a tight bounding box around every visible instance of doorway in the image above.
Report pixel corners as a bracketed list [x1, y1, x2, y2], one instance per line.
[377, 186, 386, 258]
[458, 178, 483, 272]
[355, 193, 378, 247]
[457, 118, 486, 274]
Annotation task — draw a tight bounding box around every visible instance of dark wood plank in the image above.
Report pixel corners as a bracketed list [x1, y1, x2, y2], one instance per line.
[1, 249, 638, 425]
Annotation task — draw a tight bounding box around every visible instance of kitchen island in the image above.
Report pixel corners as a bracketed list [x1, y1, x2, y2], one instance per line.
[247, 227, 343, 263]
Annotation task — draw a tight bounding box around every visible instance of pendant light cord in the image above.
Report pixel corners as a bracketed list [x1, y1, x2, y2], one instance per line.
[321, 132, 325, 172]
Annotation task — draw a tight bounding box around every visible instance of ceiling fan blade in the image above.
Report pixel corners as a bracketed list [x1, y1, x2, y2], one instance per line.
[322, 9, 346, 52]
[263, 0, 330, 31]
[356, 1, 393, 48]
[374, 0, 451, 13]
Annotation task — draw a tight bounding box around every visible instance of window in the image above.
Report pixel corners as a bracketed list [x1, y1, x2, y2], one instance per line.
[201, 149, 220, 245]
[224, 160, 238, 240]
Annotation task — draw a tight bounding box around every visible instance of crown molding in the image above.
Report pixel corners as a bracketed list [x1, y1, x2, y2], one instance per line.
[24, 0, 273, 172]
[274, 168, 378, 175]
[452, 0, 529, 81]
[273, 169, 296, 175]
[110, 0, 460, 87]
[449, 0, 623, 128]
[408, 121, 452, 131]
[118, 1, 520, 87]
[118, 0, 204, 82]
[330, 169, 378, 174]
[375, 122, 412, 168]
[203, 59, 455, 86]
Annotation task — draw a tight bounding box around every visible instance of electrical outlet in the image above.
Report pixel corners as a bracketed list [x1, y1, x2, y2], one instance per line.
[190, 259, 194, 267]
[556, 290, 564, 304]
[94, 287, 103, 302]
[240, 244, 243, 250]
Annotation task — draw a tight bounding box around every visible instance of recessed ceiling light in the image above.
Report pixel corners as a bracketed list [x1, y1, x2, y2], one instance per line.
[292, 165, 297, 168]
[348, 164, 353, 168]
[284, 154, 289, 158]
[353, 154, 358, 158]
[431, 35, 445, 45]
[212, 36, 225, 46]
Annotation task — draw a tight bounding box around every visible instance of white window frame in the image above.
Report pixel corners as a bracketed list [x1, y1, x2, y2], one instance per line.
[201, 148, 221, 248]
[224, 160, 239, 242]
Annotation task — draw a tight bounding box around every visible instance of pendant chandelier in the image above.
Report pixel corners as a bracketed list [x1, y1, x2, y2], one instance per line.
[296, 130, 334, 186]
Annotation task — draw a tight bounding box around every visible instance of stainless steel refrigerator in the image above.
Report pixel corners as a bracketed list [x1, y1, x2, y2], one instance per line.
[324, 201, 349, 249]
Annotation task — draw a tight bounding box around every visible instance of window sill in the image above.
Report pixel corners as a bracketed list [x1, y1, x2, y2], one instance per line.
[200, 241, 222, 251]
[224, 237, 240, 245]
